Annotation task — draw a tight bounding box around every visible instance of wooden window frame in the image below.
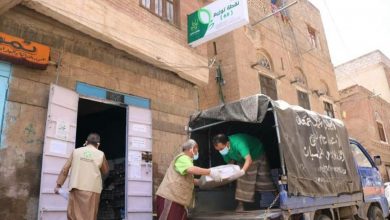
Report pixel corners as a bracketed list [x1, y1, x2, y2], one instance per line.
[307, 25, 320, 49]
[297, 90, 311, 110]
[259, 74, 278, 100]
[323, 101, 335, 118]
[140, 0, 181, 27]
[377, 121, 387, 142]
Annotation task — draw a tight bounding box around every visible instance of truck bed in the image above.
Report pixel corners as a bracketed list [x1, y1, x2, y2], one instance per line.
[189, 209, 282, 220]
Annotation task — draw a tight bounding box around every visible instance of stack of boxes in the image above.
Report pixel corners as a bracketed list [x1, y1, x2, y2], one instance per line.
[98, 158, 126, 220]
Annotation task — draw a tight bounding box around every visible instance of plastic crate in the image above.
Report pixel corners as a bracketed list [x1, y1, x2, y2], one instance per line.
[101, 190, 114, 200]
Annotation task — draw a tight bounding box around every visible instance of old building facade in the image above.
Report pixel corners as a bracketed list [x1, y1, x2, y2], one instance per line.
[0, 1, 207, 219]
[336, 51, 390, 181]
[199, 0, 340, 119]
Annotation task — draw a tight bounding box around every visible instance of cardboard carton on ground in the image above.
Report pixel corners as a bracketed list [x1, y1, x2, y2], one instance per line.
[199, 164, 243, 189]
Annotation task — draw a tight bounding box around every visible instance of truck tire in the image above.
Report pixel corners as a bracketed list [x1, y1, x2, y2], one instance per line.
[367, 206, 384, 220]
[315, 214, 332, 220]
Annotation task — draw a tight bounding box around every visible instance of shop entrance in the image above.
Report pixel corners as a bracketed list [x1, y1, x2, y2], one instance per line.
[38, 84, 153, 220]
[76, 98, 127, 220]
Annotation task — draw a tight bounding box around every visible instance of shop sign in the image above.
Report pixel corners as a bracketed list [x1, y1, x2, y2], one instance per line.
[188, 0, 249, 47]
[0, 32, 50, 69]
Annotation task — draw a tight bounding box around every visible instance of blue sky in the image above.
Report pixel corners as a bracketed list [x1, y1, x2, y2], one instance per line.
[308, 0, 390, 65]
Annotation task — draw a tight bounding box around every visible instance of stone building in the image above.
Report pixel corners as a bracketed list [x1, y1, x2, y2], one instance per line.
[199, 0, 340, 119]
[0, 1, 207, 219]
[336, 51, 390, 181]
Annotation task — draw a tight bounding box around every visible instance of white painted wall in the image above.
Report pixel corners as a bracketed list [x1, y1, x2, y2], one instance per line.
[336, 64, 390, 102]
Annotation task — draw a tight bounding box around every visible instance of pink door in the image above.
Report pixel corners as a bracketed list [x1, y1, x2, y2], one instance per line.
[127, 106, 153, 220]
[38, 84, 79, 220]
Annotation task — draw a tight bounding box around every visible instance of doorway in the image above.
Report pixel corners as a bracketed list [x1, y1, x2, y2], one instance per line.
[76, 98, 127, 220]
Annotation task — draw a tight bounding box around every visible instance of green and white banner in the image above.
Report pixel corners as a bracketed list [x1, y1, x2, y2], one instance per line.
[188, 0, 249, 47]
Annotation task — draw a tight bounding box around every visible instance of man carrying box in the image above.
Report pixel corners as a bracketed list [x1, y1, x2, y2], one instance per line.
[213, 133, 276, 211]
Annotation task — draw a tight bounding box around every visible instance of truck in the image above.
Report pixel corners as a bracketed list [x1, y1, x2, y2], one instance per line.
[187, 94, 389, 220]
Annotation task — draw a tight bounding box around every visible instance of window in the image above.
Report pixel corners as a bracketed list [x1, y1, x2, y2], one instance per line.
[324, 101, 335, 118]
[307, 26, 320, 49]
[259, 57, 271, 70]
[377, 122, 387, 142]
[319, 80, 330, 97]
[375, 112, 387, 142]
[257, 53, 272, 71]
[140, 0, 179, 26]
[260, 75, 277, 100]
[297, 90, 310, 110]
[350, 143, 372, 167]
[293, 68, 308, 88]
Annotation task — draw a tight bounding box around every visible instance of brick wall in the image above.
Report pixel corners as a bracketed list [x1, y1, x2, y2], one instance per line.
[0, 6, 197, 219]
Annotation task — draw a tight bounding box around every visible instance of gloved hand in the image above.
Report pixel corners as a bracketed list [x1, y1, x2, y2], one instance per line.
[238, 169, 246, 178]
[209, 169, 222, 182]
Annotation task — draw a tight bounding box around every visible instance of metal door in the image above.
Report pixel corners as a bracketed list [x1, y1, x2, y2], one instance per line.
[38, 84, 79, 219]
[126, 106, 153, 220]
[0, 62, 11, 142]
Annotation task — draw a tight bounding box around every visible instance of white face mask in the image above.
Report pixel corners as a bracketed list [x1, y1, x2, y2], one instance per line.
[219, 146, 229, 156]
[191, 147, 199, 160]
[193, 152, 199, 160]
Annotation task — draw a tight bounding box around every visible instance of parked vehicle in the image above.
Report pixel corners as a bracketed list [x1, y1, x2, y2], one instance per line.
[384, 182, 390, 207]
[187, 95, 389, 220]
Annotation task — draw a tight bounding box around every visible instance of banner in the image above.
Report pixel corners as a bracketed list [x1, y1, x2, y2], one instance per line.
[188, 0, 249, 47]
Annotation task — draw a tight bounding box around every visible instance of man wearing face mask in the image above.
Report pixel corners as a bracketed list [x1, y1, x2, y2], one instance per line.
[213, 133, 275, 211]
[156, 139, 222, 220]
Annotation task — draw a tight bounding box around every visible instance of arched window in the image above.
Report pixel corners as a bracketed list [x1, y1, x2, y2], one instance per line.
[319, 80, 330, 97]
[293, 68, 310, 109]
[256, 50, 277, 99]
[293, 67, 308, 88]
[256, 51, 273, 71]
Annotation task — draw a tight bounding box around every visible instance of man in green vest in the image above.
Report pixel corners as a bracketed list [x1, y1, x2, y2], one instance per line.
[156, 139, 222, 220]
[213, 133, 276, 211]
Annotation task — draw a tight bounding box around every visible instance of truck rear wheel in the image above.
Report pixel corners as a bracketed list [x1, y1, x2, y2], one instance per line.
[367, 206, 384, 220]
